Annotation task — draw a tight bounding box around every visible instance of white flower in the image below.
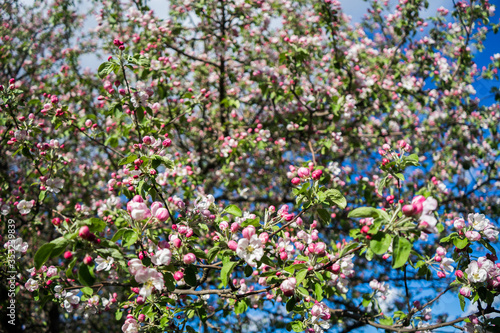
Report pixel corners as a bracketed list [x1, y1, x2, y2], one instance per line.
[46, 178, 64, 193]
[17, 200, 33, 215]
[440, 257, 455, 274]
[5, 237, 28, 254]
[134, 267, 165, 298]
[128, 259, 144, 275]
[468, 213, 489, 231]
[236, 235, 264, 267]
[151, 248, 172, 266]
[1, 204, 10, 215]
[465, 261, 487, 283]
[196, 194, 214, 210]
[95, 256, 114, 271]
[483, 227, 499, 241]
[122, 316, 140, 333]
[25, 279, 39, 292]
[102, 293, 115, 310]
[63, 290, 80, 313]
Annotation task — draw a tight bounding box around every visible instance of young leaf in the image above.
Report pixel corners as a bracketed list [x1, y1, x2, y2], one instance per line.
[223, 205, 242, 217]
[392, 236, 412, 269]
[34, 243, 56, 269]
[370, 232, 392, 255]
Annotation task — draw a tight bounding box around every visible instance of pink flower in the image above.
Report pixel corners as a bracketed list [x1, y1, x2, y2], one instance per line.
[465, 230, 481, 242]
[128, 259, 144, 275]
[151, 248, 172, 266]
[134, 267, 164, 298]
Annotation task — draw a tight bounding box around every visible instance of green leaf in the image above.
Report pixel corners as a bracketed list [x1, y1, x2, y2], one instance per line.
[348, 207, 390, 220]
[370, 233, 393, 255]
[163, 272, 176, 292]
[111, 228, 127, 242]
[221, 257, 239, 287]
[34, 243, 56, 269]
[379, 316, 393, 326]
[190, 247, 208, 260]
[234, 299, 248, 314]
[78, 263, 95, 287]
[395, 173, 405, 181]
[66, 258, 77, 279]
[184, 265, 197, 287]
[49, 237, 69, 258]
[454, 237, 469, 249]
[122, 230, 139, 248]
[392, 236, 412, 269]
[244, 265, 253, 277]
[458, 293, 466, 311]
[118, 154, 137, 166]
[286, 297, 297, 312]
[207, 246, 221, 263]
[295, 269, 308, 286]
[223, 205, 242, 217]
[315, 283, 323, 301]
[81, 287, 94, 296]
[297, 287, 309, 298]
[317, 208, 331, 222]
[324, 189, 347, 209]
[290, 321, 304, 332]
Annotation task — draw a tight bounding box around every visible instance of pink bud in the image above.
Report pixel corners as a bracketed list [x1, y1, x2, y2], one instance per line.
[314, 242, 326, 256]
[402, 204, 415, 216]
[331, 263, 341, 274]
[291, 177, 301, 185]
[455, 270, 464, 278]
[311, 169, 322, 180]
[79, 225, 90, 239]
[183, 253, 196, 265]
[219, 221, 229, 231]
[63, 251, 73, 260]
[437, 271, 446, 278]
[259, 232, 269, 244]
[231, 222, 240, 233]
[172, 238, 182, 248]
[155, 208, 169, 222]
[242, 226, 256, 239]
[83, 255, 93, 265]
[173, 271, 184, 281]
[138, 314, 146, 322]
[228, 240, 238, 251]
[297, 167, 310, 178]
[142, 136, 152, 145]
[136, 296, 145, 305]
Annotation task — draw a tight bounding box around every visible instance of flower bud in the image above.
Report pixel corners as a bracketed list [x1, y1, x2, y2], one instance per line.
[79, 225, 90, 239]
[280, 277, 296, 296]
[183, 253, 196, 265]
[173, 271, 184, 281]
[155, 208, 169, 222]
[228, 240, 238, 251]
[311, 169, 322, 180]
[242, 226, 256, 240]
[297, 167, 310, 178]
